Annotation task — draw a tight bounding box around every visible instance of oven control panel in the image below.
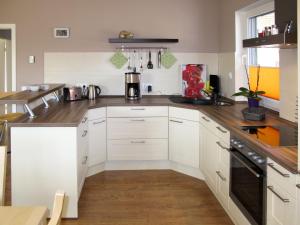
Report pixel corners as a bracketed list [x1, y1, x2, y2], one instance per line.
[230, 137, 267, 167]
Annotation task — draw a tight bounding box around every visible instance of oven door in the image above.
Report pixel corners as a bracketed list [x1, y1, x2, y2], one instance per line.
[230, 148, 266, 225]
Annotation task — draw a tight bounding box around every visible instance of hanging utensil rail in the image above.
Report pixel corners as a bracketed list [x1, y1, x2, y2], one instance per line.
[116, 46, 168, 51]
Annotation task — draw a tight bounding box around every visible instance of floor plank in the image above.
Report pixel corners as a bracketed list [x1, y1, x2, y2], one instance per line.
[61, 170, 234, 225]
[6, 156, 233, 225]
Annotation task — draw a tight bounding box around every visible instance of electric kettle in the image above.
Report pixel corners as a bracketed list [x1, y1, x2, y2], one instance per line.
[88, 85, 101, 100]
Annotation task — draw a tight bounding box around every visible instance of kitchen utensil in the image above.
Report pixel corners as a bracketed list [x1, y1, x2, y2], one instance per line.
[110, 51, 128, 69]
[147, 51, 153, 69]
[88, 85, 101, 100]
[157, 50, 162, 69]
[140, 54, 143, 72]
[127, 54, 131, 70]
[132, 50, 137, 72]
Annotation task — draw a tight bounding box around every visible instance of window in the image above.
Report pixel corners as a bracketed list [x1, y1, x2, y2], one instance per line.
[248, 12, 280, 108]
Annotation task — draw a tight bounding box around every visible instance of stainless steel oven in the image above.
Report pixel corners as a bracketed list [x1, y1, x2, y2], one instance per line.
[230, 136, 267, 225]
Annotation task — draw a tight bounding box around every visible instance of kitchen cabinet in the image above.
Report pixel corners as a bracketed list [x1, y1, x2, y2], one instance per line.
[169, 107, 199, 168]
[275, 0, 297, 34]
[77, 114, 89, 196]
[10, 113, 89, 218]
[200, 112, 230, 198]
[107, 139, 168, 160]
[88, 108, 107, 167]
[267, 181, 297, 225]
[297, 175, 300, 224]
[107, 106, 168, 161]
[107, 117, 168, 139]
[169, 117, 200, 168]
[267, 159, 298, 225]
[88, 118, 106, 167]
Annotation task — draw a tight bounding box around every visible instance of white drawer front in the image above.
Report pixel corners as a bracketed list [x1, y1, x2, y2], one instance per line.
[107, 117, 168, 139]
[88, 107, 106, 121]
[107, 139, 168, 161]
[107, 106, 168, 117]
[267, 158, 297, 199]
[169, 106, 199, 122]
[199, 112, 229, 143]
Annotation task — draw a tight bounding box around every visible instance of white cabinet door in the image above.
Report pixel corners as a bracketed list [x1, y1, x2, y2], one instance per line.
[267, 182, 298, 225]
[88, 118, 106, 167]
[202, 128, 218, 193]
[169, 118, 199, 168]
[77, 115, 89, 196]
[297, 176, 300, 225]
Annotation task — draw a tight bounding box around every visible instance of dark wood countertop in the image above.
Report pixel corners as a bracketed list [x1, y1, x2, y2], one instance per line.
[0, 84, 65, 104]
[8, 96, 298, 173]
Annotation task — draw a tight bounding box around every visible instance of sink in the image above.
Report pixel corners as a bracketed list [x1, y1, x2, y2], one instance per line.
[215, 101, 233, 106]
[168, 96, 233, 106]
[168, 96, 213, 105]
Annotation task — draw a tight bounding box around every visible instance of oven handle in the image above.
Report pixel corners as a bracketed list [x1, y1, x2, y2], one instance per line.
[230, 150, 262, 178]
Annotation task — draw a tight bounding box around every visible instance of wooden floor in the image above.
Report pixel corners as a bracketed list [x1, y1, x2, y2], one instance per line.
[6, 156, 233, 225]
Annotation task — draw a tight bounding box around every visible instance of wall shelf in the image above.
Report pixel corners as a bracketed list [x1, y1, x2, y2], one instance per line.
[243, 33, 297, 49]
[109, 38, 179, 44]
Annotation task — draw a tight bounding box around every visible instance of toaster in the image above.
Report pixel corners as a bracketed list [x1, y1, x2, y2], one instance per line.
[63, 87, 83, 101]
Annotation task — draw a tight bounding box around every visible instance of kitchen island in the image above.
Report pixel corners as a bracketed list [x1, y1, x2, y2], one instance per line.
[8, 96, 298, 221]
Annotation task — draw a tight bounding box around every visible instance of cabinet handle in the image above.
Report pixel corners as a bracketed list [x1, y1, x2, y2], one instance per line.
[216, 141, 230, 151]
[267, 186, 290, 203]
[82, 156, 88, 165]
[131, 108, 145, 111]
[170, 119, 183, 124]
[267, 163, 290, 178]
[130, 119, 145, 122]
[201, 116, 210, 122]
[82, 130, 88, 137]
[93, 120, 105, 125]
[82, 117, 88, 123]
[131, 141, 146, 144]
[216, 126, 227, 133]
[216, 171, 226, 181]
[296, 184, 300, 189]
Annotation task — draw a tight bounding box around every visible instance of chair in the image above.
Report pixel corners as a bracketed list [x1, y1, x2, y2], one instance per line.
[0, 146, 7, 206]
[48, 190, 65, 225]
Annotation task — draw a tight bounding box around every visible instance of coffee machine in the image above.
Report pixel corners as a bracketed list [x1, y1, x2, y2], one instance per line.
[125, 72, 141, 100]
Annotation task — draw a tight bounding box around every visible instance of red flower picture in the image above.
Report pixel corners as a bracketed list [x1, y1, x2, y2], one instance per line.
[182, 64, 207, 98]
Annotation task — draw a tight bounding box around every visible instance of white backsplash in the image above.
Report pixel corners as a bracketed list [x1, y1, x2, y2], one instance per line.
[44, 52, 219, 96]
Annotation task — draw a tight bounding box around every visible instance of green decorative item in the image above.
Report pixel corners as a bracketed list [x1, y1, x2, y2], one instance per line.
[161, 51, 177, 69]
[110, 51, 128, 69]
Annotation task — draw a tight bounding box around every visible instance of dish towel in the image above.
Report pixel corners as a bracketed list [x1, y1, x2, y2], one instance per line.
[110, 51, 128, 69]
[161, 51, 177, 69]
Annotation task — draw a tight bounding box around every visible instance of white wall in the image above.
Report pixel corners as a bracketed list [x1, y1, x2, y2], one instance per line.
[44, 52, 219, 96]
[279, 49, 298, 122]
[218, 52, 235, 98]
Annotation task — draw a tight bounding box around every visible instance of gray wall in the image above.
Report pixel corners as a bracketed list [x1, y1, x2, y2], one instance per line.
[0, 0, 226, 88]
[218, 0, 256, 52]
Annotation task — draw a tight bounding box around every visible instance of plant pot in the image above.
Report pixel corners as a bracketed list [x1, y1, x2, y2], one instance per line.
[248, 98, 259, 108]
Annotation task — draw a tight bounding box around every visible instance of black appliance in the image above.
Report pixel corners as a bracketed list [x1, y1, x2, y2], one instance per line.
[209, 75, 220, 94]
[241, 125, 298, 147]
[230, 135, 267, 225]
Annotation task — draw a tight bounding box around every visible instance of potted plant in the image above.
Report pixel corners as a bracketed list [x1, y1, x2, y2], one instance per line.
[232, 65, 265, 108]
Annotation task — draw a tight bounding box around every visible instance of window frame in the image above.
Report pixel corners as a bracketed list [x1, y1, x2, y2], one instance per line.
[245, 3, 280, 111]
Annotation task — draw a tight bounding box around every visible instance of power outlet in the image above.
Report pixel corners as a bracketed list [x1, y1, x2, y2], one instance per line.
[142, 83, 153, 93]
